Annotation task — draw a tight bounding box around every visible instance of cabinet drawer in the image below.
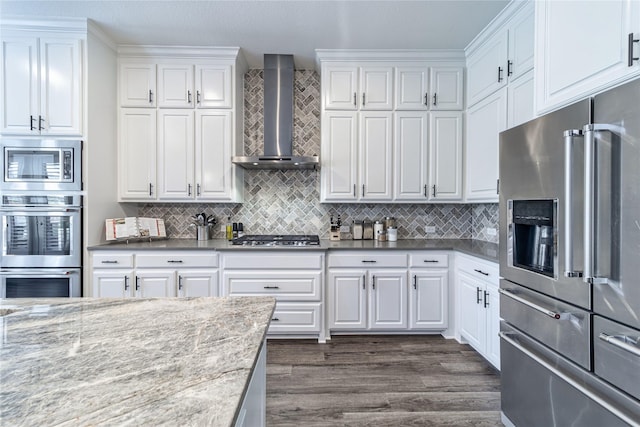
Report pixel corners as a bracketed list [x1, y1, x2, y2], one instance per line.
[409, 252, 449, 268]
[224, 271, 321, 301]
[92, 253, 134, 268]
[457, 254, 499, 285]
[136, 252, 218, 268]
[269, 302, 322, 334]
[223, 252, 324, 270]
[327, 252, 407, 268]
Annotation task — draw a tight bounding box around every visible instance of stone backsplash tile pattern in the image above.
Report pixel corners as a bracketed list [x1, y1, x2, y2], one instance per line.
[140, 70, 499, 243]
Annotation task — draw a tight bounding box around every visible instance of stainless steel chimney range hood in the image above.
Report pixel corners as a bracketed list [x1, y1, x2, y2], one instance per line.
[233, 54, 319, 170]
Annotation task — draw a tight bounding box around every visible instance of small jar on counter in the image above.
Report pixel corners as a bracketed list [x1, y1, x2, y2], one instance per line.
[373, 221, 384, 240]
[387, 226, 398, 242]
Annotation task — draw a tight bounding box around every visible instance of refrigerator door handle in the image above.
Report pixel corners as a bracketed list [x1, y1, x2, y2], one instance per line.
[563, 129, 583, 278]
[583, 123, 621, 285]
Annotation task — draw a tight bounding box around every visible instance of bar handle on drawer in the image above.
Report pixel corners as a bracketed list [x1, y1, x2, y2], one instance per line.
[474, 269, 489, 276]
[599, 332, 640, 357]
[101, 260, 119, 264]
[361, 260, 377, 263]
[167, 260, 183, 263]
[499, 288, 562, 320]
[423, 259, 439, 263]
[264, 285, 280, 289]
[271, 317, 280, 321]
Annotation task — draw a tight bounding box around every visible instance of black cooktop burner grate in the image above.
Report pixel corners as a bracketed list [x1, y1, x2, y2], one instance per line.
[231, 234, 320, 246]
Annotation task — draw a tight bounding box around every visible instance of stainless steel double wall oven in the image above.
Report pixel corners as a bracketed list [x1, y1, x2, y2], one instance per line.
[499, 79, 640, 426]
[1, 139, 82, 297]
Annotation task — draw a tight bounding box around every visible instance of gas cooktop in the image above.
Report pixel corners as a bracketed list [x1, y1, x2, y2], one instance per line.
[231, 234, 320, 247]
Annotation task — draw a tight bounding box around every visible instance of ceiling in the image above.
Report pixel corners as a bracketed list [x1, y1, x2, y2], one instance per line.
[1, 0, 510, 69]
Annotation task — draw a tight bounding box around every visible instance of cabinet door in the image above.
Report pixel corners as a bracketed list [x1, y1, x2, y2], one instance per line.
[466, 31, 508, 107]
[323, 66, 358, 110]
[92, 270, 133, 298]
[507, 69, 534, 128]
[360, 66, 393, 110]
[157, 109, 195, 200]
[1, 36, 38, 134]
[328, 270, 366, 330]
[195, 110, 233, 200]
[320, 111, 358, 201]
[39, 37, 82, 135]
[395, 66, 428, 110]
[465, 88, 506, 202]
[507, 2, 534, 82]
[119, 109, 157, 200]
[369, 270, 407, 330]
[178, 270, 218, 297]
[429, 112, 463, 201]
[394, 112, 428, 201]
[157, 64, 194, 108]
[535, 0, 640, 113]
[195, 64, 232, 108]
[119, 62, 156, 107]
[485, 284, 501, 370]
[360, 112, 393, 201]
[457, 271, 485, 352]
[135, 270, 176, 297]
[409, 270, 448, 330]
[430, 67, 464, 110]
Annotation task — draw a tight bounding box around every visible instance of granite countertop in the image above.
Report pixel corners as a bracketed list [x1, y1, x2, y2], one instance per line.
[0, 297, 276, 426]
[88, 238, 499, 263]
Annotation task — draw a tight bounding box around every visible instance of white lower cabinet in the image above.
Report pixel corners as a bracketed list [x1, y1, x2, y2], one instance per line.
[91, 251, 219, 297]
[222, 251, 325, 342]
[409, 252, 449, 330]
[327, 268, 407, 330]
[456, 254, 500, 369]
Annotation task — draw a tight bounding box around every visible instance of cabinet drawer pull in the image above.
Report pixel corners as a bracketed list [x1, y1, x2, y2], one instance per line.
[196, 183, 201, 196]
[363, 275, 366, 289]
[101, 260, 119, 264]
[149, 90, 153, 103]
[432, 185, 436, 197]
[353, 92, 357, 106]
[372, 275, 376, 290]
[433, 93, 437, 106]
[413, 275, 417, 289]
[30, 115, 36, 131]
[474, 268, 489, 276]
[124, 276, 129, 291]
[497, 66, 503, 83]
[362, 92, 366, 106]
[271, 317, 280, 322]
[424, 92, 428, 106]
[507, 60, 513, 76]
[167, 260, 184, 263]
[149, 183, 153, 196]
[629, 33, 639, 67]
[188, 184, 192, 196]
[476, 287, 482, 304]
[263, 285, 280, 289]
[135, 276, 140, 291]
[178, 276, 183, 290]
[38, 115, 44, 131]
[423, 185, 427, 197]
[484, 290, 490, 308]
[187, 90, 192, 103]
[197, 90, 201, 104]
[361, 260, 377, 263]
[423, 259, 439, 263]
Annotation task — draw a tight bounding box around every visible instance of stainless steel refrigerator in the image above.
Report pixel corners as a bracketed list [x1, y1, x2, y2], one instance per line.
[499, 78, 640, 426]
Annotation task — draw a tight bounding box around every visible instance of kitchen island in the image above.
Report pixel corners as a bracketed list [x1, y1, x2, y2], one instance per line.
[0, 297, 275, 426]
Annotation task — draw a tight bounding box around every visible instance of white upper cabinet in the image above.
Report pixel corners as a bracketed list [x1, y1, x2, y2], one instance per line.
[118, 108, 157, 201]
[322, 64, 392, 110]
[158, 64, 194, 108]
[195, 110, 235, 200]
[429, 112, 463, 201]
[157, 109, 195, 199]
[507, 69, 534, 128]
[466, 1, 534, 108]
[360, 112, 393, 200]
[395, 66, 463, 111]
[465, 87, 507, 202]
[1, 35, 82, 135]
[195, 64, 232, 108]
[535, 0, 640, 113]
[320, 111, 358, 201]
[119, 63, 156, 107]
[394, 112, 429, 201]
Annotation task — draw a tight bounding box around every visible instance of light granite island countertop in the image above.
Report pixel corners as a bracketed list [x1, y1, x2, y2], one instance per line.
[0, 297, 275, 426]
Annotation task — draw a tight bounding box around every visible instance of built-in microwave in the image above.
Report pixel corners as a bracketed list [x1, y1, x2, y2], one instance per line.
[1, 139, 82, 192]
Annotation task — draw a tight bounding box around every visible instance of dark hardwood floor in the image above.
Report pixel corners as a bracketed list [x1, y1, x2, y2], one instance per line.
[266, 335, 502, 426]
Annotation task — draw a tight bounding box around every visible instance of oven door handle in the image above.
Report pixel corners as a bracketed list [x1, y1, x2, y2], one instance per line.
[0, 208, 81, 213]
[499, 288, 564, 320]
[0, 270, 77, 276]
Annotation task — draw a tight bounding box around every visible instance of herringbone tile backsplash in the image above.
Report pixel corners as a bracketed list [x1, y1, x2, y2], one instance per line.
[140, 70, 499, 243]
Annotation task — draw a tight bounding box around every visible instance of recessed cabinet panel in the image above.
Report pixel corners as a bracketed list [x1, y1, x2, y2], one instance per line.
[429, 112, 463, 201]
[329, 271, 367, 329]
[369, 271, 407, 329]
[467, 32, 508, 107]
[136, 270, 176, 297]
[178, 270, 218, 297]
[323, 66, 358, 110]
[119, 63, 156, 107]
[360, 112, 393, 200]
[410, 271, 448, 329]
[360, 67, 394, 110]
[394, 112, 428, 200]
[93, 270, 133, 298]
[430, 67, 464, 111]
[196, 111, 233, 200]
[158, 64, 194, 108]
[157, 110, 195, 200]
[458, 270, 486, 350]
[507, 3, 535, 82]
[1, 37, 38, 134]
[119, 109, 157, 200]
[321, 112, 358, 201]
[507, 69, 534, 128]
[196, 64, 232, 108]
[395, 67, 428, 110]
